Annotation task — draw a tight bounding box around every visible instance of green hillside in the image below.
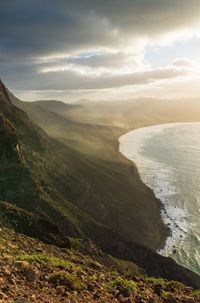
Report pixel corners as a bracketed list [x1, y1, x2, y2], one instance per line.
[0, 80, 200, 290]
[12, 96, 168, 251]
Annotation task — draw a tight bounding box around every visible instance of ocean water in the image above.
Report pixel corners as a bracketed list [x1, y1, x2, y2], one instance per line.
[119, 122, 200, 275]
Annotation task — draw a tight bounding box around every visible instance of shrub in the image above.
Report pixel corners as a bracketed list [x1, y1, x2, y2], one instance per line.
[166, 280, 185, 291]
[144, 277, 167, 285]
[48, 271, 85, 291]
[107, 277, 137, 292]
[16, 254, 73, 268]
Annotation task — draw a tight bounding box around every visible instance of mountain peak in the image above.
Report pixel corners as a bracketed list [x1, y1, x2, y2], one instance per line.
[0, 79, 12, 105]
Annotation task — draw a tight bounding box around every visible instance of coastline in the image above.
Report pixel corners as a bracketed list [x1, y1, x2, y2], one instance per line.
[116, 133, 169, 251]
[118, 123, 198, 256]
[119, 155, 171, 252]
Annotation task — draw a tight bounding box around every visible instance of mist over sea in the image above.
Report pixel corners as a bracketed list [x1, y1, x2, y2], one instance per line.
[119, 122, 200, 275]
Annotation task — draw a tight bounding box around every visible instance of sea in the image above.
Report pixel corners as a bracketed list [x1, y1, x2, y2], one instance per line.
[119, 122, 200, 275]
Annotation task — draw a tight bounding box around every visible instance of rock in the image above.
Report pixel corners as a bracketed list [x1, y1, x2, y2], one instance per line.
[184, 287, 193, 293]
[2, 253, 13, 260]
[8, 243, 18, 249]
[7, 276, 16, 285]
[182, 298, 195, 303]
[119, 297, 132, 303]
[14, 260, 30, 269]
[162, 293, 178, 303]
[0, 291, 8, 300]
[25, 268, 40, 282]
[153, 283, 163, 296]
[135, 298, 146, 303]
[93, 292, 101, 299]
[2, 266, 11, 276]
[56, 286, 65, 295]
[89, 261, 102, 270]
[15, 298, 27, 303]
[98, 273, 105, 281]
[118, 289, 130, 298]
[148, 296, 160, 303]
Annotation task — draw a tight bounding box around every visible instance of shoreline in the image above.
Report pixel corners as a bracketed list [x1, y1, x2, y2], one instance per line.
[118, 122, 197, 256]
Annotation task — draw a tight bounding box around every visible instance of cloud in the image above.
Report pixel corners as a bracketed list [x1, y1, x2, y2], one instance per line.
[38, 50, 147, 76]
[6, 63, 187, 91]
[1, 0, 200, 59]
[1, 0, 200, 99]
[67, 52, 141, 69]
[173, 58, 197, 67]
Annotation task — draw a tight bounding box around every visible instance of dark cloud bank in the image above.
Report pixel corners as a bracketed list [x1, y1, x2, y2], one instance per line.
[0, 0, 199, 96]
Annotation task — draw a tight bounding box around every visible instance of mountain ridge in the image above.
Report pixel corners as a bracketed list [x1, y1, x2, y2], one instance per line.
[0, 80, 200, 292]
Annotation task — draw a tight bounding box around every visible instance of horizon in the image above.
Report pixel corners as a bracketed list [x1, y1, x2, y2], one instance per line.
[2, 3, 200, 298]
[1, 1, 200, 102]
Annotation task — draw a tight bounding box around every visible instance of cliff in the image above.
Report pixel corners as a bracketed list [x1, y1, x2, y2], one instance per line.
[0, 80, 200, 300]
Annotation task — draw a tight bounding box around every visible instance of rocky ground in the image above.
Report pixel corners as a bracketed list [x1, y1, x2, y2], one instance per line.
[0, 227, 199, 303]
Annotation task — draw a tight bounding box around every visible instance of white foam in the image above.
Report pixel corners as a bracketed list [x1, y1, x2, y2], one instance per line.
[119, 123, 193, 256]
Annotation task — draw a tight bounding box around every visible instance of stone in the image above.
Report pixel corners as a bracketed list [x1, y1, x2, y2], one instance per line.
[93, 292, 101, 299]
[8, 243, 18, 249]
[153, 284, 162, 296]
[119, 298, 132, 303]
[2, 267, 11, 276]
[0, 291, 8, 300]
[56, 286, 66, 295]
[15, 298, 27, 303]
[118, 289, 130, 298]
[25, 268, 40, 282]
[2, 253, 12, 260]
[182, 298, 195, 303]
[162, 293, 178, 303]
[14, 260, 30, 269]
[89, 261, 102, 270]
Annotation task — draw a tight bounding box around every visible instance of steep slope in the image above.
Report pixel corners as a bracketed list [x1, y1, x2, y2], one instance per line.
[2, 80, 200, 288]
[0, 80, 117, 239]
[1, 227, 200, 303]
[0, 201, 70, 248]
[13, 96, 169, 251]
[0, 80, 78, 234]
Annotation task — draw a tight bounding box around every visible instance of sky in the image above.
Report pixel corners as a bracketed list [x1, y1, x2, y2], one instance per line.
[1, 0, 200, 102]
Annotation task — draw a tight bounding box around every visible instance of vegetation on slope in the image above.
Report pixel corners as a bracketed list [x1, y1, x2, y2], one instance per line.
[0, 80, 200, 297]
[13, 95, 169, 251]
[0, 227, 200, 303]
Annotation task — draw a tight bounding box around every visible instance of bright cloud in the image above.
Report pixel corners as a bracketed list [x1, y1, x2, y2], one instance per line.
[1, 0, 200, 101]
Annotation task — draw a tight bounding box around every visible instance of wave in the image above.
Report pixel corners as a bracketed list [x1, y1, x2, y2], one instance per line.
[119, 122, 200, 275]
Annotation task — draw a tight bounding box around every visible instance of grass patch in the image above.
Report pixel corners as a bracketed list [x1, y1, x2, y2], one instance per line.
[144, 276, 185, 294]
[48, 271, 85, 291]
[69, 237, 86, 251]
[193, 290, 200, 296]
[107, 277, 137, 293]
[166, 280, 185, 291]
[144, 277, 167, 285]
[160, 290, 172, 299]
[16, 253, 73, 268]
